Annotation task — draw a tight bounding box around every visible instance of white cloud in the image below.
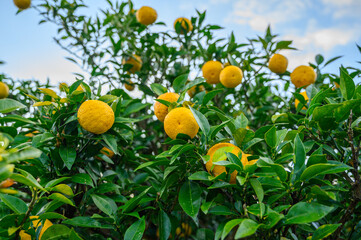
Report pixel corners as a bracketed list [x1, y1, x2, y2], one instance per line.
[227, 0, 310, 31]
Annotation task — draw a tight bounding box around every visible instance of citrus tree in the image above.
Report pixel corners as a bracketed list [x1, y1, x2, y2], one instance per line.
[1, 0, 361, 239]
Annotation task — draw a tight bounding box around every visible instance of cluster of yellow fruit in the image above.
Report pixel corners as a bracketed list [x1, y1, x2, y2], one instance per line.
[154, 92, 199, 140]
[122, 6, 193, 92]
[202, 61, 243, 88]
[268, 53, 317, 109]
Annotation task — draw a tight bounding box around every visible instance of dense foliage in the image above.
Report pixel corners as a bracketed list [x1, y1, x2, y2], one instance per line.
[1, 0, 361, 239]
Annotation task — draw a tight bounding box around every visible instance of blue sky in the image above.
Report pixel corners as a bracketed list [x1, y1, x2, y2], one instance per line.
[0, 0, 360, 86]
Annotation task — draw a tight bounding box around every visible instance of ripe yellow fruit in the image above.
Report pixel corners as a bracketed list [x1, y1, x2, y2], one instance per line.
[290, 65, 316, 88]
[268, 54, 288, 74]
[220, 66, 243, 88]
[125, 80, 135, 91]
[13, 0, 31, 10]
[0, 82, 9, 99]
[295, 91, 309, 110]
[136, 6, 157, 25]
[202, 61, 223, 84]
[100, 147, 114, 159]
[123, 55, 142, 73]
[19, 216, 52, 240]
[77, 100, 115, 134]
[176, 223, 192, 238]
[187, 84, 205, 98]
[174, 17, 193, 34]
[0, 178, 14, 188]
[154, 92, 179, 122]
[206, 143, 256, 184]
[164, 107, 199, 140]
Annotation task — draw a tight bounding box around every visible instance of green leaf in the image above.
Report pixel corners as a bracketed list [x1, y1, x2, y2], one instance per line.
[249, 178, 264, 203]
[63, 217, 113, 229]
[178, 181, 202, 219]
[173, 74, 189, 93]
[0, 194, 27, 214]
[209, 205, 235, 216]
[69, 228, 84, 240]
[221, 219, 243, 240]
[49, 193, 74, 206]
[71, 174, 94, 187]
[339, 66, 355, 100]
[285, 202, 333, 224]
[4, 147, 42, 163]
[234, 219, 259, 239]
[59, 146, 77, 170]
[189, 107, 210, 137]
[315, 54, 324, 65]
[124, 217, 146, 240]
[11, 171, 46, 191]
[0, 99, 26, 113]
[293, 134, 306, 182]
[51, 184, 74, 197]
[41, 224, 71, 240]
[300, 163, 352, 181]
[188, 171, 211, 181]
[102, 134, 119, 155]
[91, 194, 117, 217]
[265, 126, 277, 148]
[150, 83, 167, 96]
[158, 210, 171, 240]
[202, 89, 222, 105]
[275, 40, 293, 50]
[312, 224, 341, 240]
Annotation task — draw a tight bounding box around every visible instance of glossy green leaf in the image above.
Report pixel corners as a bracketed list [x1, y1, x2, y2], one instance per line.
[158, 210, 171, 240]
[285, 202, 333, 224]
[124, 217, 146, 240]
[178, 181, 202, 219]
[0, 99, 26, 113]
[41, 224, 71, 240]
[59, 146, 77, 170]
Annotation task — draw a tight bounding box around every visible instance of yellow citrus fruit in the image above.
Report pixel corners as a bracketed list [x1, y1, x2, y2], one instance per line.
[13, 0, 31, 10]
[125, 80, 135, 91]
[164, 107, 199, 140]
[290, 65, 316, 88]
[220, 66, 243, 88]
[20, 216, 52, 240]
[206, 143, 255, 184]
[295, 91, 309, 110]
[100, 147, 114, 159]
[77, 100, 115, 134]
[187, 84, 205, 98]
[176, 223, 192, 238]
[268, 54, 288, 74]
[154, 92, 179, 122]
[136, 6, 157, 25]
[174, 17, 193, 34]
[202, 61, 223, 84]
[123, 55, 142, 73]
[0, 178, 14, 188]
[0, 82, 9, 99]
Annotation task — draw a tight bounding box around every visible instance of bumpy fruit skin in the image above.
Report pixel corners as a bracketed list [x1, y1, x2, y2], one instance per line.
[154, 92, 179, 122]
[123, 55, 142, 73]
[220, 66, 243, 88]
[164, 107, 199, 140]
[176, 223, 192, 238]
[187, 84, 205, 98]
[13, 0, 31, 10]
[77, 100, 115, 134]
[268, 54, 288, 74]
[136, 6, 157, 25]
[0, 179, 14, 188]
[20, 216, 53, 240]
[125, 80, 135, 91]
[202, 61, 223, 84]
[290, 65, 316, 88]
[295, 91, 309, 110]
[0, 82, 9, 99]
[174, 17, 193, 34]
[206, 143, 256, 184]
